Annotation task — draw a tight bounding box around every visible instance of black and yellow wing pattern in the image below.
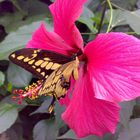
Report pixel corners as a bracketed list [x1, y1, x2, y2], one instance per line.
[9, 48, 73, 79]
[9, 48, 79, 100]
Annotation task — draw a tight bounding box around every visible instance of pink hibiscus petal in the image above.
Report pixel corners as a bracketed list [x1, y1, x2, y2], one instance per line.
[84, 32, 140, 103]
[50, 0, 86, 51]
[26, 23, 73, 55]
[62, 66, 120, 137]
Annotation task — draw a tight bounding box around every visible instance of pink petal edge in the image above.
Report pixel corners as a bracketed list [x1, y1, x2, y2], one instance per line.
[26, 23, 73, 55]
[62, 66, 120, 137]
[49, 0, 87, 51]
[84, 32, 140, 103]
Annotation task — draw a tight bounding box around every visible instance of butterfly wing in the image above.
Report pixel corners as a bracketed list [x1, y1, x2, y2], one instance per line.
[9, 48, 79, 107]
[38, 57, 79, 99]
[9, 48, 73, 79]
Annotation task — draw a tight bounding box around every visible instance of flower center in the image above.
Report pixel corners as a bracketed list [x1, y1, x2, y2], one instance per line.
[12, 80, 43, 104]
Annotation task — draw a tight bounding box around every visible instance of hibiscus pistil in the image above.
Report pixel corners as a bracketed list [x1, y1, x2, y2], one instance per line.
[12, 80, 43, 104]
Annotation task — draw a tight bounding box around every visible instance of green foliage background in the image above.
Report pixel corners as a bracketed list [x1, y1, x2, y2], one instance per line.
[0, 0, 140, 140]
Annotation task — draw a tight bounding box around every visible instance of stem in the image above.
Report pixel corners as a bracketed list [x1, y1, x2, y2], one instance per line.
[97, 1, 107, 34]
[125, 32, 136, 35]
[106, 0, 113, 33]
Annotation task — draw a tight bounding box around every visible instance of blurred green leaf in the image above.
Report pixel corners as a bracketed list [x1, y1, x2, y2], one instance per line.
[111, 0, 137, 9]
[33, 119, 57, 140]
[7, 83, 13, 92]
[58, 129, 114, 140]
[17, 0, 51, 16]
[0, 13, 51, 33]
[120, 100, 136, 128]
[79, 6, 97, 33]
[30, 97, 53, 115]
[0, 12, 24, 32]
[105, 9, 127, 29]
[0, 0, 52, 33]
[118, 118, 140, 140]
[0, 103, 18, 134]
[106, 9, 140, 34]
[85, 0, 100, 11]
[11, 0, 27, 17]
[7, 63, 32, 87]
[0, 20, 52, 60]
[55, 102, 65, 128]
[0, 71, 5, 86]
[1, 95, 27, 109]
[57, 130, 76, 139]
[124, 10, 140, 34]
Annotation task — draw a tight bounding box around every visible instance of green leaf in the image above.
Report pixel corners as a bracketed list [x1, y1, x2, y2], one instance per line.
[0, 0, 52, 33]
[1, 95, 27, 109]
[0, 20, 52, 60]
[58, 129, 114, 140]
[17, 0, 51, 16]
[57, 130, 76, 139]
[7, 63, 32, 87]
[0, 103, 18, 134]
[33, 119, 58, 140]
[10, 0, 27, 17]
[0, 71, 5, 86]
[118, 118, 140, 140]
[106, 9, 140, 34]
[79, 6, 97, 33]
[0, 13, 52, 33]
[111, 0, 137, 9]
[120, 100, 136, 128]
[7, 83, 13, 92]
[105, 9, 127, 29]
[55, 102, 65, 128]
[124, 10, 140, 34]
[85, 0, 100, 11]
[30, 97, 53, 115]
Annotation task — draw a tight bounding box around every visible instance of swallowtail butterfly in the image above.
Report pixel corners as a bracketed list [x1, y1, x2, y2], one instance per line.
[9, 48, 79, 112]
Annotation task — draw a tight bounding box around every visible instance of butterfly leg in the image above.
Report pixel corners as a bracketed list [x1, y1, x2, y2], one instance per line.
[48, 94, 56, 113]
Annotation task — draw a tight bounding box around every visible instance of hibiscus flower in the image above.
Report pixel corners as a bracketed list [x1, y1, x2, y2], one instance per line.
[12, 0, 140, 138]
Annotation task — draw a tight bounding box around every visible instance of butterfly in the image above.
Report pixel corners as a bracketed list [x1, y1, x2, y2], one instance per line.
[9, 48, 79, 113]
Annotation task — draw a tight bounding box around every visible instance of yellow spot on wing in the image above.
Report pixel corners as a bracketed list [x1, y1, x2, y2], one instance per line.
[46, 62, 53, 70]
[17, 55, 24, 60]
[36, 68, 41, 72]
[51, 63, 61, 70]
[41, 72, 45, 77]
[32, 66, 36, 69]
[41, 61, 48, 68]
[56, 69, 62, 75]
[11, 54, 16, 58]
[73, 68, 78, 80]
[35, 60, 44, 66]
[45, 75, 48, 79]
[52, 75, 60, 84]
[24, 57, 31, 62]
[28, 60, 35, 64]
[44, 57, 50, 61]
